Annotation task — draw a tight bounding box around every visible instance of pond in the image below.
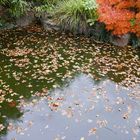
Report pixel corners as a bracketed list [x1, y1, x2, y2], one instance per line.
[0, 25, 140, 140]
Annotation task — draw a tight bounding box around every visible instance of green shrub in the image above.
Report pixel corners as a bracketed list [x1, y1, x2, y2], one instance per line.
[0, 0, 29, 17]
[0, 0, 98, 30]
[83, 0, 98, 26]
[51, 0, 98, 34]
[0, 0, 59, 17]
[9, 0, 29, 17]
[32, 0, 59, 5]
[0, 0, 8, 4]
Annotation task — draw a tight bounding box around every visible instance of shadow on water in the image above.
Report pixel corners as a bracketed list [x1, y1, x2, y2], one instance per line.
[0, 25, 140, 140]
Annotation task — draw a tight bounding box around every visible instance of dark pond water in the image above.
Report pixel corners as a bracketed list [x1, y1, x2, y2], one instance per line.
[0, 25, 140, 140]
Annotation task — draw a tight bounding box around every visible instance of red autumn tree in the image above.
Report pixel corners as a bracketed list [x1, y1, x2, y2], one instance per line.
[97, 0, 140, 37]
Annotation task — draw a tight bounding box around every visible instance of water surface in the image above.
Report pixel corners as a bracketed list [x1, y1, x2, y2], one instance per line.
[0, 25, 140, 140]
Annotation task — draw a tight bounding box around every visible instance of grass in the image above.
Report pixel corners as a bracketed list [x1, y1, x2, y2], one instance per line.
[51, 0, 98, 34]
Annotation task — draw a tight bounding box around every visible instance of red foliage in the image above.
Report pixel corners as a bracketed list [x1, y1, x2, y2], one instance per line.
[97, 0, 140, 37]
[133, 12, 140, 36]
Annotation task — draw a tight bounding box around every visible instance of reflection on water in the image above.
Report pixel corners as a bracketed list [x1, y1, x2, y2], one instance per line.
[0, 25, 140, 140]
[1, 74, 140, 140]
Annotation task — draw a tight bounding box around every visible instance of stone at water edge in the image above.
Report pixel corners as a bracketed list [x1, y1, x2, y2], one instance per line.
[109, 33, 130, 47]
[41, 19, 60, 31]
[16, 11, 36, 27]
[40, 13, 60, 31]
